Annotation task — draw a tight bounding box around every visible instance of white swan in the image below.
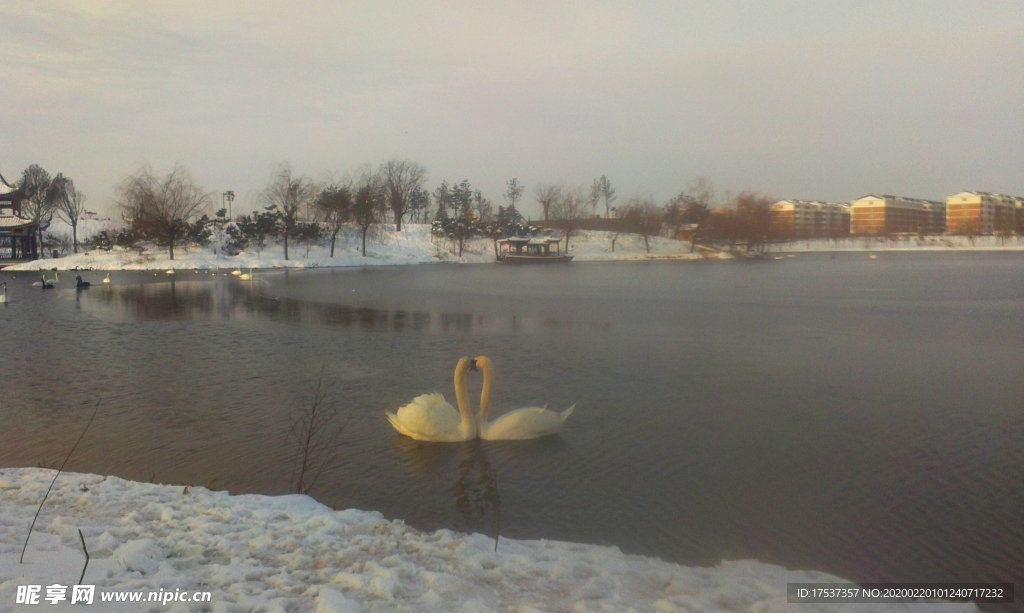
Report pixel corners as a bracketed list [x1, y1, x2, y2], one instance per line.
[238, 269, 252, 281]
[102, 273, 111, 284]
[471, 356, 575, 440]
[0, 282, 7, 303]
[386, 357, 477, 442]
[231, 268, 242, 276]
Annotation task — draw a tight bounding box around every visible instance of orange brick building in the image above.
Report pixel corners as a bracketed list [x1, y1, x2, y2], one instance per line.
[945, 191, 1023, 234]
[770, 200, 850, 238]
[849, 195, 945, 236]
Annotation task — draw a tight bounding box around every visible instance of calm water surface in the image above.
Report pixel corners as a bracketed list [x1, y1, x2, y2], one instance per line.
[2, 253, 1022, 604]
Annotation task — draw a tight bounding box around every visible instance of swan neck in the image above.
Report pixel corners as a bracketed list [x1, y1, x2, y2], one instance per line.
[478, 358, 493, 421]
[453, 359, 474, 430]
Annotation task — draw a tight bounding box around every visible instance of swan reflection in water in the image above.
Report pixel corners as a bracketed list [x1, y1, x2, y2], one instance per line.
[391, 436, 502, 551]
[450, 440, 501, 551]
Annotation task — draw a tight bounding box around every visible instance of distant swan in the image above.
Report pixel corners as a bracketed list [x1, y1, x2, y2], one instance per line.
[471, 356, 575, 440]
[386, 357, 477, 442]
[102, 273, 111, 284]
[165, 269, 175, 275]
[238, 269, 252, 280]
[231, 268, 242, 276]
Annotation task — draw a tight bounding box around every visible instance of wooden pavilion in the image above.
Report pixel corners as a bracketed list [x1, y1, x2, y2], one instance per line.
[0, 169, 38, 262]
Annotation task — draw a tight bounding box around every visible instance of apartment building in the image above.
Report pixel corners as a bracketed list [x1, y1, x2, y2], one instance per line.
[849, 195, 945, 236]
[945, 191, 1023, 234]
[769, 200, 850, 238]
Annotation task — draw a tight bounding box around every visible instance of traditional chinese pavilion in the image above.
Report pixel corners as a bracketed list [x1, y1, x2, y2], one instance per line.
[0, 169, 38, 261]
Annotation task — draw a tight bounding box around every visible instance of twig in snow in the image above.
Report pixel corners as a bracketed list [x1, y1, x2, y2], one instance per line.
[77, 529, 90, 584]
[21, 397, 101, 564]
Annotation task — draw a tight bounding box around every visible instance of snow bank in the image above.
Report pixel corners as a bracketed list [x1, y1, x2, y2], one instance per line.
[7, 225, 713, 272]
[0, 468, 976, 612]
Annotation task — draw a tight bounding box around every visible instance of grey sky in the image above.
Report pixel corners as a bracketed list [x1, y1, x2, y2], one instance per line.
[1, 1, 1021, 218]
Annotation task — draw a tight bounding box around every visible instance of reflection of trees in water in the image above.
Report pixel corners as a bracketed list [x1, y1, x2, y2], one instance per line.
[86, 281, 224, 320]
[450, 440, 501, 551]
[82, 281, 461, 331]
[81, 278, 613, 335]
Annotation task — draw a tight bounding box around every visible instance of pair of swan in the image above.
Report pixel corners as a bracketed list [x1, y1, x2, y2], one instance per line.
[386, 357, 575, 442]
[32, 272, 58, 287]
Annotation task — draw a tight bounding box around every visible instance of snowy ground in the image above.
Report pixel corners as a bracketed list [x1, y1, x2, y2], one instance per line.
[0, 468, 977, 613]
[7, 224, 717, 272]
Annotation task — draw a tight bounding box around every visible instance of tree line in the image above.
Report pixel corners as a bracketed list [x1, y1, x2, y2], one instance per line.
[10, 164, 91, 254]
[11, 160, 786, 259]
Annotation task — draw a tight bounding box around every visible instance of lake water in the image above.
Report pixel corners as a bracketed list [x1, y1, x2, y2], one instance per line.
[2, 253, 1022, 604]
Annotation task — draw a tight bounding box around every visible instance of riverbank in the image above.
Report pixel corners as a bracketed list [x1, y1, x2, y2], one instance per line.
[0, 468, 977, 612]
[772, 235, 1024, 252]
[2, 225, 719, 272]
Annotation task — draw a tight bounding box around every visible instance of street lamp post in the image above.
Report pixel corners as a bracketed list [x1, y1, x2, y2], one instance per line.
[223, 191, 235, 220]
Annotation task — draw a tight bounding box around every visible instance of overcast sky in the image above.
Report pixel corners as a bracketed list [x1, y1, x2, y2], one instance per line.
[1, 1, 1021, 218]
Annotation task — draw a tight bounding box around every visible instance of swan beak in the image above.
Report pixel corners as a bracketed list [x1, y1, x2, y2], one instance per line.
[469, 359, 478, 372]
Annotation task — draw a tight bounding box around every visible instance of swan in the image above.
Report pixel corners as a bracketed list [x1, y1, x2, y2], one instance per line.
[39, 276, 54, 290]
[231, 268, 242, 276]
[471, 356, 575, 440]
[238, 269, 252, 281]
[0, 282, 7, 303]
[386, 357, 477, 442]
[75, 275, 91, 289]
[165, 269, 175, 275]
[102, 273, 111, 284]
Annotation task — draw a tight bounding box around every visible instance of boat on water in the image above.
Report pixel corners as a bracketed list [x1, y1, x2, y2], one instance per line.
[496, 237, 573, 263]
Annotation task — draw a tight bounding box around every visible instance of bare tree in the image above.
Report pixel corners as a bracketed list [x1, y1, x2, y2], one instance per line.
[551, 186, 588, 251]
[289, 365, 349, 495]
[621, 196, 663, 253]
[473, 190, 494, 223]
[49, 175, 88, 253]
[432, 181, 451, 221]
[262, 163, 316, 260]
[594, 175, 616, 218]
[352, 171, 385, 257]
[533, 183, 562, 222]
[314, 183, 353, 257]
[665, 177, 715, 252]
[451, 180, 474, 220]
[18, 164, 54, 254]
[588, 180, 601, 218]
[380, 159, 427, 231]
[409, 187, 430, 223]
[117, 164, 211, 260]
[504, 178, 524, 212]
[734, 192, 775, 253]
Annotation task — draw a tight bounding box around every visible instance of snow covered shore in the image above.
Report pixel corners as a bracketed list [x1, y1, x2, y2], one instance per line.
[0, 468, 977, 613]
[771, 235, 1024, 253]
[5, 225, 713, 272]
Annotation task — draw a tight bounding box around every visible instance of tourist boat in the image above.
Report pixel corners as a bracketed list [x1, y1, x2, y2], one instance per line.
[496, 237, 573, 263]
